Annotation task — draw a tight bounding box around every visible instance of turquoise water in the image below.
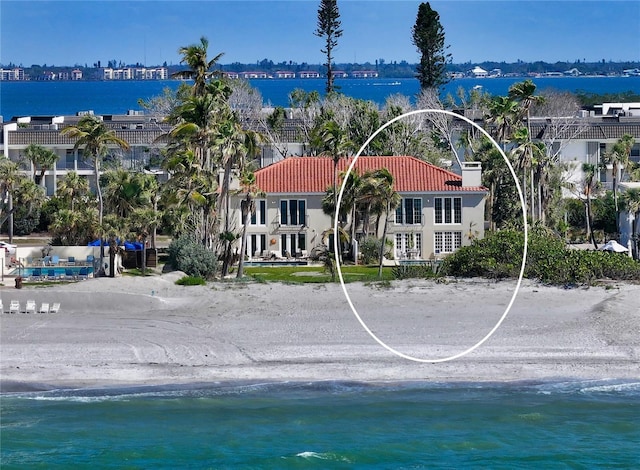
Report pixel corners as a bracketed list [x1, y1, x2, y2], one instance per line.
[1, 380, 638, 468]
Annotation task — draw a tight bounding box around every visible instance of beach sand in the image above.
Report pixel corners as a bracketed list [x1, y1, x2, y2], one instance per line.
[1, 273, 639, 391]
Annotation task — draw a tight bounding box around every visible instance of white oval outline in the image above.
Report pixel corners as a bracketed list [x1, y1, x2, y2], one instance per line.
[334, 108, 528, 363]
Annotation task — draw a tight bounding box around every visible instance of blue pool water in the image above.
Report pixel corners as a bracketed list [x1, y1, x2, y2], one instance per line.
[1, 380, 638, 468]
[10, 266, 94, 277]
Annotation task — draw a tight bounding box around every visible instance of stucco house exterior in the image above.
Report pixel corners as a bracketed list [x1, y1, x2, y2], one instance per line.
[230, 156, 487, 262]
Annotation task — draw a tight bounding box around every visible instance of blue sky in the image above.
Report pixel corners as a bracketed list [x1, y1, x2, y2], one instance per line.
[1, 0, 638, 67]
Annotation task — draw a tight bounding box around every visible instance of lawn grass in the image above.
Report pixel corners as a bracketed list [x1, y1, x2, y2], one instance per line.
[244, 265, 395, 284]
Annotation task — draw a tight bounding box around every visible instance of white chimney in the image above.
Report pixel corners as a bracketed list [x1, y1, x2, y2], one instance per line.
[461, 162, 482, 187]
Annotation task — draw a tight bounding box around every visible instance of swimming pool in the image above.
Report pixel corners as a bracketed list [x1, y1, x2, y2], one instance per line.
[10, 266, 94, 278]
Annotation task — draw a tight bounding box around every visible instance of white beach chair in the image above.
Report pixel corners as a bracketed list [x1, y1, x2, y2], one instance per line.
[9, 300, 20, 314]
[25, 300, 37, 314]
[49, 303, 61, 314]
[39, 302, 50, 314]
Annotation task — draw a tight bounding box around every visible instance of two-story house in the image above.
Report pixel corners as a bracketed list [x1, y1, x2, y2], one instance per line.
[232, 156, 487, 262]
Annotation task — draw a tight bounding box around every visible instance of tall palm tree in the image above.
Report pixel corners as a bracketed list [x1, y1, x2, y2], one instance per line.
[61, 115, 130, 225]
[23, 144, 59, 186]
[582, 163, 600, 249]
[61, 115, 130, 275]
[602, 134, 635, 226]
[508, 81, 544, 221]
[0, 157, 24, 242]
[217, 120, 262, 277]
[236, 170, 262, 278]
[172, 36, 224, 97]
[316, 120, 353, 215]
[358, 168, 400, 278]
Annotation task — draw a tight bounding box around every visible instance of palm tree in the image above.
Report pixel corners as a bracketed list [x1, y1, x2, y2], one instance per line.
[508, 81, 544, 221]
[61, 115, 130, 225]
[621, 188, 640, 260]
[217, 121, 262, 277]
[357, 168, 400, 278]
[101, 214, 127, 278]
[102, 169, 139, 218]
[61, 115, 130, 275]
[602, 134, 635, 227]
[0, 157, 24, 242]
[315, 120, 353, 215]
[57, 171, 90, 211]
[172, 36, 224, 97]
[236, 170, 262, 278]
[130, 207, 161, 275]
[23, 144, 59, 186]
[485, 95, 519, 151]
[582, 163, 600, 249]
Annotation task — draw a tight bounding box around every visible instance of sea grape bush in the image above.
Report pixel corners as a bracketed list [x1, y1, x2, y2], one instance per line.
[442, 229, 640, 285]
[167, 236, 217, 279]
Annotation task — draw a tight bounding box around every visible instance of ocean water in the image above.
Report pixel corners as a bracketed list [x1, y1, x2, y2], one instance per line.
[2, 76, 639, 120]
[1, 380, 639, 468]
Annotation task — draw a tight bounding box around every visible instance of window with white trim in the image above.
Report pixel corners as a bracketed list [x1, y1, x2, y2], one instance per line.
[249, 199, 266, 225]
[434, 231, 462, 254]
[280, 199, 306, 226]
[434, 197, 462, 224]
[395, 198, 422, 224]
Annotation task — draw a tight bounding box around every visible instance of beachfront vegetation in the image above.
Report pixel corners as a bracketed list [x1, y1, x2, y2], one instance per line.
[167, 236, 217, 279]
[442, 228, 640, 285]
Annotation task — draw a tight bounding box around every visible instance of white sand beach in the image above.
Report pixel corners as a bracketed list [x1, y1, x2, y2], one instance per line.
[1, 273, 639, 391]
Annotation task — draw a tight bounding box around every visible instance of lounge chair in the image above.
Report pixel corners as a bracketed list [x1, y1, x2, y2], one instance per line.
[38, 302, 50, 314]
[47, 269, 57, 280]
[9, 300, 20, 314]
[86, 255, 95, 266]
[25, 300, 36, 314]
[31, 268, 43, 281]
[78, 267, 89, 280]
[51, 255, 60, 266]
[67, 256, 75, 266]
[50, 303, 61, 314]
[65, 268, 75, 280]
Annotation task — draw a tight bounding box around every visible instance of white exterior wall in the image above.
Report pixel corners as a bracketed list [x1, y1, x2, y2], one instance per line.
[231, 190, 486, 261]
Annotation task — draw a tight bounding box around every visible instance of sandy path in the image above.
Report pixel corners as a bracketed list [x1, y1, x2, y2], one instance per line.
[1, 273, 639, 391]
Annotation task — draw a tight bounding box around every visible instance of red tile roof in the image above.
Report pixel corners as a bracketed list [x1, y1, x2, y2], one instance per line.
[255, 156, 486, 193]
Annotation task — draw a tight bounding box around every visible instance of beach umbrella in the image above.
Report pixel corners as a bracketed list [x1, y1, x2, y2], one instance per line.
[598, 240, 629, 253]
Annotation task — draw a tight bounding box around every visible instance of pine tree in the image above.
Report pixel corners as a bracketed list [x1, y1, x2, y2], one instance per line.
[315, 0, 343, 94]
[411, 2, 451, 90]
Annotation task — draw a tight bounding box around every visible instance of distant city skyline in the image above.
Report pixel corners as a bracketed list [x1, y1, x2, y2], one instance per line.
[1, 1, 639, 68]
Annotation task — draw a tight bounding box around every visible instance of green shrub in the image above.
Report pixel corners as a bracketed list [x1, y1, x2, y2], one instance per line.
[359, 236, 393, 264]
[175, 275, 206, 286]
[442, 228, 640, 285]
[392, 263, 441, 280]
[167, 236, 217, 279]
